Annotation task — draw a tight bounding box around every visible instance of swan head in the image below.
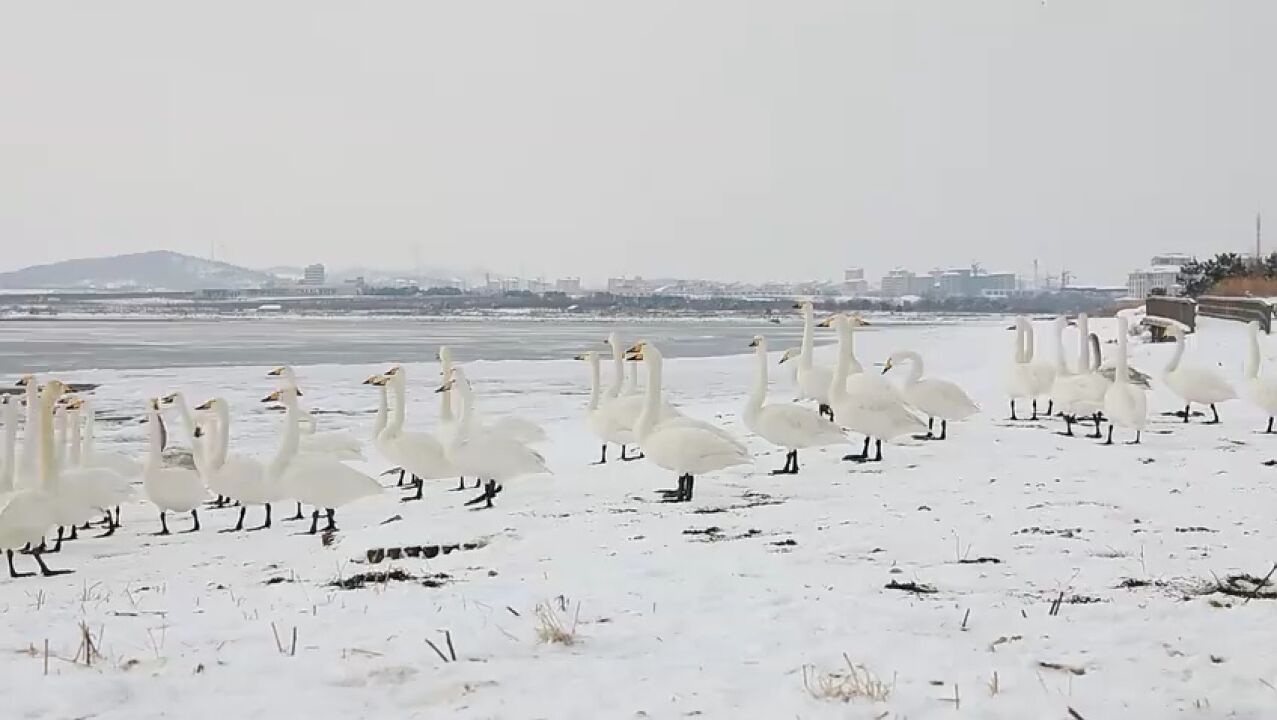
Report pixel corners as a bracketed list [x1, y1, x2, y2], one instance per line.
[363, 375, 388, 386]
[606, 332, 622, 349]
[194, 398, 216, 411]
[624, 340, 647, 355]
[160, 392, 183, 407]
[778, 347, 798, 364]
[15, 374, 34, 388]
[792, 299, 813, 312]
[42, 379, 67, 405]
[261, 387, 301, 404]
[434, 378, 455, 394]
[816, 314, 837, 328]
[748, 335, 764, 349]
[881, 357, 896, 375]
[384, 365, 403, 377]
[267, 366, 287, 377]
[573, 352, 595, 362]
[437, 346, 453, 363]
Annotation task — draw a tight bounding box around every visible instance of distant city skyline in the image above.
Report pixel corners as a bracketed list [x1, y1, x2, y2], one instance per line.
[2, 2, 1272, 285]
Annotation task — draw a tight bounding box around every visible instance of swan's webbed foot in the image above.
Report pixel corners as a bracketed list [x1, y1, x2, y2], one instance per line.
[592, 445, 608, 465]
[6, 550, 33, 579]
[95, 513, 117, 538]
[180, 509, 201, 533]
[284, 503, 306, 522]
[938, 421, 948, 441]
[1205, 404, 1222, 425]
[400, 478, 424, 503]
[323, 508, 337, 533]
[465, 481, 501, 509]
[450, 477, 467, 492]
[32, 551, 71, 577]
[620, 445, 643, 461]
[770, 450, 799, 474]
[246, 504, 273, 531]
[1127, 431, 1142, 445]
[306, 510, 320, 535]
[153, 512, 171, 536]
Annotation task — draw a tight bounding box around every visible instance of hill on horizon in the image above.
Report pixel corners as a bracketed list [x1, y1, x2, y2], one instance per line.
[0, 250, 276, 291]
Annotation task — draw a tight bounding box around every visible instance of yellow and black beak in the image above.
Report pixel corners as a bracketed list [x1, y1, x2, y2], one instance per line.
[434, 379, 455, 394]
[881, 359, 894, 375]
[15, 375, 32, 388]
[385, 365, 401, 376]
[261, 390, 282, 404]
[573, 353, 588, 361]
[816, 316, 835, 328]
[195, 399, 214, 411]
[748, 337, 761, 348]
[363, 375, 387, 386]
[267, 367, 285, 377]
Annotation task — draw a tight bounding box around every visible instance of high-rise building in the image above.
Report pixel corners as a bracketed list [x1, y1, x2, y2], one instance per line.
[302, 263, 326, 285]
[556, 277, 583, 294]
[842, 268, 868, 296]
[1127, 254, 1191, 297]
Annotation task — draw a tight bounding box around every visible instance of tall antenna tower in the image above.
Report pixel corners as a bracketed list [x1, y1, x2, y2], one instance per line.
[1258, 212, 1263, 260]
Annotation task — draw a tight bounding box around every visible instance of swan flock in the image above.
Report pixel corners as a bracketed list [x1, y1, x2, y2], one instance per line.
[0, 307, 1265, 579]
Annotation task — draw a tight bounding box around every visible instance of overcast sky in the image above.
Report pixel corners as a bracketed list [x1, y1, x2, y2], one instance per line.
[1, 1, 1273, 285]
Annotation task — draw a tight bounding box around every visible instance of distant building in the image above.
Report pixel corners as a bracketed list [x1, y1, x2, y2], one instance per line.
[842, 268, 868, 296]
[880, 269, 923, 297]
[302, 263, 326, 285]
[556, 277, 582, 294]
[880, 265, 1016, 297]
[1127, 254, 1190, 298]
[607, 276, 651, 296]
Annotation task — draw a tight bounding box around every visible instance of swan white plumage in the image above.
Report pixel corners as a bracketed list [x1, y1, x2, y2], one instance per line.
[435, 367, 550, 509]
[438, 347, 547, 445]
[0, 380, 71, 577]
[1244, 320, 1277, 433]
[1046, 316, 1076, 409]
[1102, 316, 1147, 444]
[1163, 324, 1237, 424]
[1051, 314, 1107, 437]
[43, 402, 98, 548]
[595, 335, 677, 454]
[882, 350, 979, 440]
[58, 398, 134, 536]
[1006, 316, 1056, 420]
[826, 314, 927, 462]
[143, 397, 208, 534]
[781, 300, 838, 421]
[268, 366, 366, 460]
[195, 398, 283, 531]
[0, 397, 16, 494]
[270, 386, 381, 533]
[744, 336, 844, 474]
[623, 341, 749, 455]
[13, 374, 40, 491]
[628, 343, 750, 502]
[378, 368, 456, 498]
[577, 351, 636, 464]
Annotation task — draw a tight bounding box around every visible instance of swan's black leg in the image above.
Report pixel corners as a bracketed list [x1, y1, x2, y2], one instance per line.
[872, 439, 883, 462]
[683, 475, 695, 502]
[1031, 399, 1039, 421]
[96, 511, 116, 538]
[254, 503, 273, 531]
[1267, 417, 1275, 434]
[1046, 400, 1054, 416]
[1009, 400, 1018, 421]
[221, 506, 247, 533]
[114, 506, 121, 528]
[50, 526, 65, 553]
[401, 476, 424, 503]
[621, 444, 643, 461]
[452, 477, 466, 491]
[183, 509, 200, 533]
[1090, 413, 1104, 439]
[843, 437, 871, 462]
[1060, 415, 1074, 437]
[1207, 404, 1221, 425]
[1130, 430, 1142, 445]
[940, 420, 948, 441]
[593, 445, 607, 465]
[153, 511, 170, 536]
[32, 550, 71, 577]
[771, 450, 796, 475]
[1103, 425, 1114, 446]
[324, 509, 337, 533]
[1182, 404, 1191, 423]
[307, 511, 320, 535]
[285, 502, 306, 522]
[7, 550, 32, 578]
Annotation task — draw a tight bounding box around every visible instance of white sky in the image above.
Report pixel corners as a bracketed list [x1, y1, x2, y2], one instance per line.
[1, 1, 1273, 285]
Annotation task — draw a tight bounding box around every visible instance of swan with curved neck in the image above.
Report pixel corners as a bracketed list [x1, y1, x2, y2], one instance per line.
[782, 300, 836, 421]
[1102, 316, 1147, 444]
[143, 397, 207, 535]
[882, 350, 978, 441]
[1244, 321, 1277, 432]
[267, 366, 365, 460]
[434, 366, 549, 509]
[271, 386, 382, 534]
[0, 379, 71, 577]
[56, 397, 134, 538]
[629, 343, 749, 502]
[1163, 324, 1237, 424]
[379, 366, 456, 498]
[193, 398, 282, 532]
[577, 351, 636, 464]
[14, 374, 40, 491]
[826, 314, 926, 462]
[744, 336, 843, 474]
[1006, 317, 1057, 420]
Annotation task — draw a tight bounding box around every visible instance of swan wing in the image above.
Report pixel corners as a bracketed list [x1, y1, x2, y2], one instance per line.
[451, 431, 549, 480]
[485, 416, 547, 444]
[300, 432, 365, 461]
[282, 454, 381, 508]
[85, 452, 142, 478]
[61, 467, 136, 510]
[755, 405, 845, 449]
[910, 379, 980, 419]
[386, 431, 454, 479]
[644, 426, 752, 475]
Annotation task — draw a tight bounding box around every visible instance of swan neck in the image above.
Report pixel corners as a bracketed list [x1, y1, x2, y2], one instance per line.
[390, 374, 407, 433]
[373, 385, 389, 439]
[39, 392, 57, 491]
[69, 410, 82, 466]
[1247, 325, 1261, 380]
[271, 399, 301, 478]
[214, 402, 231, 468]
[830, 320, 851, 402]
[608, 343, 625, 398]
[1166, 331, 1185, 373]
[746, 345, 767, 420]
[439, 357, 455, 422]
[1077, 316, 1091, 371]
[636, 352, 663, 440]
[1, 403, 17, 490]
[587, 355, 602, 411]
[903, 352, 924, 386]
[1116, 321, 1130, 381]
[800, 307, 815, 367]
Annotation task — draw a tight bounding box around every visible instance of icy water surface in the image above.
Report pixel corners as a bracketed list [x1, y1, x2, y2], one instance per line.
[0, 315, 964, 373]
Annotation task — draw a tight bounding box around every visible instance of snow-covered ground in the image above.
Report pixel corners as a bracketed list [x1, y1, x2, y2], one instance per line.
[4, 317, 1277, 719]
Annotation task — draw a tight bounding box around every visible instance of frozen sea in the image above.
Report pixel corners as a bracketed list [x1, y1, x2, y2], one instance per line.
[2, 313, 1276, 719]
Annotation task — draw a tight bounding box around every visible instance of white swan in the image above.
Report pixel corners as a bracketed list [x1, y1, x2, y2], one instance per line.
[628, 343, 750, 502]
[1046, 316, 1075, 412]
[1052, 314, 1107, 438]
[13, 374, 41, 491]
[438, 347, 547, 446]
[435, 367, 550, 509]
[744, 336, 844, 474]
[270, 387, 381, 533]
[267, 366, 366, 460]
[826, 314, 927, 462]
[0, 397, 15, 494]
[195, 398, 284, 532]
[598, 335, 677, 457]
[1244, 321, 1277, 433]
[781, 300, 837, 421]
[42, 402, 98, 550]
[0, 380, 70, 577]
[1006, 316, 1056, 420]
[882, 350, 979, 440]
[143, 397, 209, 534]
[1163, 324, 1237, 424]
[577, 351, 636, 464]
[1102, 316, 1148, 444]
[58, 398, 134, 537]
[378, 367, 456, 499]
